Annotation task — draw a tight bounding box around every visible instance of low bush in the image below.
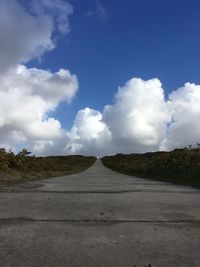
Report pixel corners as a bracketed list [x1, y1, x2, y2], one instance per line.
[102, 147, 200, 188]
[0, 148, 96, 186]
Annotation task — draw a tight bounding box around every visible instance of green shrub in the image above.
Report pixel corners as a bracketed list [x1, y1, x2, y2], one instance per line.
[0, 148, 96, 185]
[102, 147, 200, 188]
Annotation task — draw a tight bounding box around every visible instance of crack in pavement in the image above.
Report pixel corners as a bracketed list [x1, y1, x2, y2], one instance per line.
[0, 217, 200, 224]
[0, 190, 199, 194]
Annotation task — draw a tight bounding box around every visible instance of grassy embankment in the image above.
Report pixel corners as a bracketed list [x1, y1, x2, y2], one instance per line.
[0, 148, 96, 186]
[102, 148, 200, 188]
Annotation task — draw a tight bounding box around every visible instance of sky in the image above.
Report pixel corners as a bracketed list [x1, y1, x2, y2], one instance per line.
[0, 0, 200, 156]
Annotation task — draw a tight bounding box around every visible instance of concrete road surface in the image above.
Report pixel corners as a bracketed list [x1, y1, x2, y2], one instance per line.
[0, 159, 199, 267]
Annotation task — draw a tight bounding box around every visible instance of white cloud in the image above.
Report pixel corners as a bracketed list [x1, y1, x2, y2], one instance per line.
[103, 78, 170, 153]
[65, 108, 112, 156]
[160, 82, 200, 151]
[63, 78, 200, 157]
[0, 0, 73, 72]
[1, 71, 200, 156]
[0, 0, 77, 154]
[0, 65, 78, 149]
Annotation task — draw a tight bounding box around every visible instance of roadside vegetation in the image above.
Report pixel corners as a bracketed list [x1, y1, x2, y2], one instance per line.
[102, 146, 200, 188]
[0, 148, 96, 186]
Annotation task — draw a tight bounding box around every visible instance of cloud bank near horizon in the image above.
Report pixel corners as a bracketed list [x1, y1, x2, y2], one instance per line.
[26, 77, 200, 157]
[0, 0, 200, 156]
[62, 78, 200, 156]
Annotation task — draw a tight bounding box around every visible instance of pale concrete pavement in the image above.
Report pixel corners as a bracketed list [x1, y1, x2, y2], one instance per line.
[0, 159, 199, 266]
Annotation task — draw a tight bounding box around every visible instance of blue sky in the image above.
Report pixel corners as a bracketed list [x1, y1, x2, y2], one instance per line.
[1, 0, 200, 156]
[29, 0, 200, 129]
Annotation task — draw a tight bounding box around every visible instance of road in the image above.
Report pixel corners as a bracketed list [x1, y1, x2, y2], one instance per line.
[0, 159, 199, 267]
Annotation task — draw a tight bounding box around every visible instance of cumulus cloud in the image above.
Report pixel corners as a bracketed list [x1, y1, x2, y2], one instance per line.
[0, 0, 77, 154]
[160, 82, 200, 151]
[0, 0, 73, 72]
[1, 69, 200, 156]
[0, 65, 78, 151]
[103, 78, 170, 153]
[66, 108, 112, 155]
[63, 78, 200, 157]
[31, 107, 112, 156]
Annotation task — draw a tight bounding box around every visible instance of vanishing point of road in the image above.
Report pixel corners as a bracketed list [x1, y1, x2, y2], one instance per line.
[0, 159, 199, 267]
